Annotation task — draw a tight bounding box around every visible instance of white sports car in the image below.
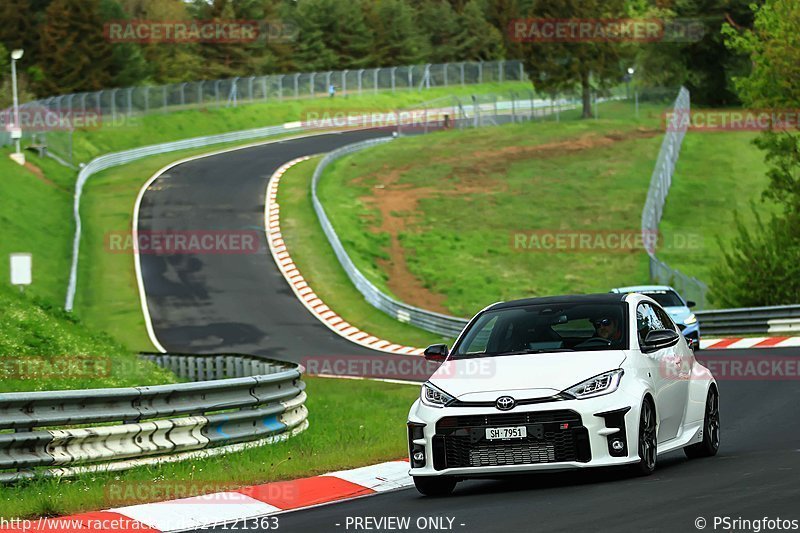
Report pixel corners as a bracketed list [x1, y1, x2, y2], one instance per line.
[407, 293, 720, 496]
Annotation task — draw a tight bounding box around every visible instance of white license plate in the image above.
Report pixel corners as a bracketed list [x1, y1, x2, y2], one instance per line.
[485, 426, 527, 440]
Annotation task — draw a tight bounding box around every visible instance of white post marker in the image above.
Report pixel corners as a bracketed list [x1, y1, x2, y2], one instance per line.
[10, 253, 32, 291]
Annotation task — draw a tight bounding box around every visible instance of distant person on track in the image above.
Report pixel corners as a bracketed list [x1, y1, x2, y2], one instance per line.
[328, 84, 336, 98]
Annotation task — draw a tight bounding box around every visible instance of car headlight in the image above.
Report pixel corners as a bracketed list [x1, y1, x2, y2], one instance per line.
[421, 382, 455, 408]
[683, 313, 697, 325]
[563, 369, 624, 399]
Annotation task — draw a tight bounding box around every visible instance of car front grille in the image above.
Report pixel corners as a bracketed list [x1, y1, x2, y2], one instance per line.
[432, 410, 590, 470]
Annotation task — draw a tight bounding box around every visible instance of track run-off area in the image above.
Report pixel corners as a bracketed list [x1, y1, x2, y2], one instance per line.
[136, 130, 800, 533]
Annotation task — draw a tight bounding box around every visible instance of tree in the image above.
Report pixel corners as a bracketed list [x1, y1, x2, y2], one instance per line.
[414, 1, 459, 62]
[366, 0, 429, 66]
[633, 0, 755, 106]
[453, 0, 505, 61]
[519, 0, 632, 118]
[37, 0, 114, 94]
[712, 0, 800, 306]
[99, 0, 150, 87]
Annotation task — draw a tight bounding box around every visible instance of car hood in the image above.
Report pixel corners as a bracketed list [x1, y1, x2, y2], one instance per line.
[429, 350, 628, 400]
[665, 306, 692, 324]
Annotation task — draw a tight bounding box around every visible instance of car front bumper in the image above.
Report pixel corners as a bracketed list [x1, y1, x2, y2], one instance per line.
[407, 389, 643, 478]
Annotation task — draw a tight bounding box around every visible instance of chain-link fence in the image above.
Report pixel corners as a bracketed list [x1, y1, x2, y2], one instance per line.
[641, 87, 710, 308]
[1, 60, 525, 165]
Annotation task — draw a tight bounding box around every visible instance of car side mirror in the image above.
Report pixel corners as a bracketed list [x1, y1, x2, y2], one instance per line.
[423, 344, 449, 362]
[642, 329, 680, 353]
[686, 300, 696, 309]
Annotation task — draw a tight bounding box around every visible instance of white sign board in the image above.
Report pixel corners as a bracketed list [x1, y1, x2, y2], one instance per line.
[10, 253, 32, 286]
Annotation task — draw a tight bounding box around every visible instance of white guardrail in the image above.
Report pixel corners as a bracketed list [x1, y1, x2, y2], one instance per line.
[0, 354, 307, 483]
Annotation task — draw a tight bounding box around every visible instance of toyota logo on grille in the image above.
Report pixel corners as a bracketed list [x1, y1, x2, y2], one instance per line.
[496, 396, 516, 411]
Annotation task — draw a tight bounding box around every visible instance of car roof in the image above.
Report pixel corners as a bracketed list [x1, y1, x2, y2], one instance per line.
[609, 285, 676, 293]
[488, 293, 627, 311]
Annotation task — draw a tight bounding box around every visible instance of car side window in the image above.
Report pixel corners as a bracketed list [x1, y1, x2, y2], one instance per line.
[653, 305, 677, 332]
[636, 303, 663, 345]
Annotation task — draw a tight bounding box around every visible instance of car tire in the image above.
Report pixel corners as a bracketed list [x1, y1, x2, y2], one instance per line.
[631, 399, 657, 476]
[684, 387, 720, 459]
[413, 476, 457, 496]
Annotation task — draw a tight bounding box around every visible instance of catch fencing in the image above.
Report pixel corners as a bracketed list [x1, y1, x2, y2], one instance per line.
[641, 87, 710, 308]
[0, 354, 307, 483]
[0, 60, 526, 162]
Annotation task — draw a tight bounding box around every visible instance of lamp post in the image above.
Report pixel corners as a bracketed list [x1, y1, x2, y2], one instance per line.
[10, 49, 24, 165]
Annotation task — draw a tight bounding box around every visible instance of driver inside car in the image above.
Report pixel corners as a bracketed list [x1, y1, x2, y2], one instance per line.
[593, 316, 622, 343]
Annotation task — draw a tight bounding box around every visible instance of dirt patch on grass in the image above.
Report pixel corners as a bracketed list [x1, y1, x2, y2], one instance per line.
[23, 161, 70, 193]
[355, 128, 659, 312]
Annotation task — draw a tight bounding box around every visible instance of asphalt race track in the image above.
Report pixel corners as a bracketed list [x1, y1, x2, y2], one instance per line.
[139, 130, 800, 533]
[190, 346, 799, 533]
[137, 128, 394, 362]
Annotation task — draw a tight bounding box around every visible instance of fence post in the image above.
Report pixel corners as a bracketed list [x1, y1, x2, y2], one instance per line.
[325, 71, 331, 96]
[342, 70, 347, 95]
[391, 67, 397, 93]
[357, 69, 364, 95]
[408, 66, 412, 88]
[294, 73, 300, 98]
[499, 60, 504, 83]
[278, 75, 284, 100]
[460, 62, 465, 86]
[310, 72, 316, 96]
[110, 89, 117, 124]
[162, 85, 167, 113]
[215, 80, 221, 106]
[519, 62, 524, 81]
[126, 88, 133, 115]
[373, 69, 379, 94]
[261, 77, 267, 101]
[443, 63, 448, 86]
[478, 62, 483, 84]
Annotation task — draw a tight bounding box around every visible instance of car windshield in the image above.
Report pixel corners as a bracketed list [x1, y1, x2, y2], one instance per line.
[641, 290, 684, 308]
[452, 302, 628, 357]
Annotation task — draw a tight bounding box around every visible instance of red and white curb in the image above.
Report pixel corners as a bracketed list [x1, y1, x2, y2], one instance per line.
[700, 336, 800, 350]
[1, 460, 412, 532]
[265, 156, 424, 356]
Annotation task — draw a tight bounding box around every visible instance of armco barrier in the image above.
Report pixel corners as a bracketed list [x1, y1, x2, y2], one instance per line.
[65, 123, 304, 312]
[696, 305, 800, 336]
[0, 353, 307, 483]
[311, 138, 470, 339]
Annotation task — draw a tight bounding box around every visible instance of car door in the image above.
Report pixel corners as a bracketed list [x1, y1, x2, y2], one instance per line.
[652, 303, 691, 433]
[636, 302, 684, 442]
